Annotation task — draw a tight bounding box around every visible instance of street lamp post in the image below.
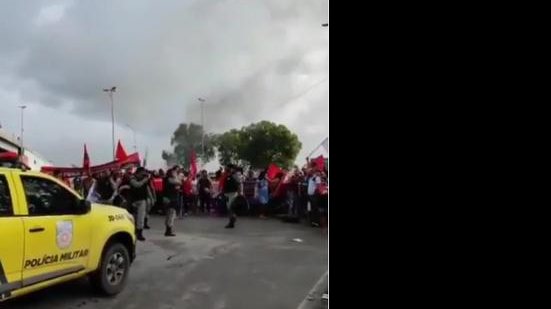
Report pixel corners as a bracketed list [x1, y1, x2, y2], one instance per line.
[198, 97, 206, 158]
[17, 105, 27, 154]
[103, 86, 117, 160]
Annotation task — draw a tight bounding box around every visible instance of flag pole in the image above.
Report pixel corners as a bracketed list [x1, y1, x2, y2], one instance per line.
[308, 137, 328, 158]
[143, 147, 148, 167]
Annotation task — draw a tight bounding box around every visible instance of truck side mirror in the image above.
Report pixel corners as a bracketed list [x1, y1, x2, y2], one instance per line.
[77, 199, 92, 214]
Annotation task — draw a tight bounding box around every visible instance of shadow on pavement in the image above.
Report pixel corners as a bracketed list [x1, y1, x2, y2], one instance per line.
[4, 277, 104, 308]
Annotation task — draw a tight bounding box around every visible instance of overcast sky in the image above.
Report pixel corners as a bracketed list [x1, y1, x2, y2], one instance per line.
[0, 0, 328, 169]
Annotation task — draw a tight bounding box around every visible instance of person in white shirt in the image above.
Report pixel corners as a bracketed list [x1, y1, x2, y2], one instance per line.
[86, 177, 100, 203]
[307, 171, 322, 227]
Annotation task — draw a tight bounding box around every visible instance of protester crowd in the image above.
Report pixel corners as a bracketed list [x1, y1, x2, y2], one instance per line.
[57, 157, 328, 241]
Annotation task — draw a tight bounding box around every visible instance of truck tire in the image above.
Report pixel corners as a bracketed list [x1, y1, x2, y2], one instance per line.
[90, 243, 130, 295]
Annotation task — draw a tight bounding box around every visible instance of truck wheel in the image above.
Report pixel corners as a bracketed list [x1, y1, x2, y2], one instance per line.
[90, 243, 130, 295]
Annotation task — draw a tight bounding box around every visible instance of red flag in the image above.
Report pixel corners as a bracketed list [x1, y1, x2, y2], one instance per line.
[267, 163, 282, 180]
[314, 155, 325, 171]
[219, 171, 228, 192]
[115, 140, 128, 161]
[83, 144, 90, 173]
[190, 150, 198, 179]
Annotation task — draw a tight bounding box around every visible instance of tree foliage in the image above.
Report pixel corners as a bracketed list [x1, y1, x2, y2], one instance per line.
[214, 121, 301, 169]
[215, 129, 245, 167]
[161, 123, 216, 167]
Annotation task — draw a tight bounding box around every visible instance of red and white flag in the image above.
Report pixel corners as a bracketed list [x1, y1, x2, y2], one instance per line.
[190, 150, 198, 179]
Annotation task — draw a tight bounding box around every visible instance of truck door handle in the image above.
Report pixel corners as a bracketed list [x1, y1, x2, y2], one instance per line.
[29, 227, 45, 233]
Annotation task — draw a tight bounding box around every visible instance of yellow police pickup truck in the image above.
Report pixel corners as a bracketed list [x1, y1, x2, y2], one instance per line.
[0, 167, 136, 302]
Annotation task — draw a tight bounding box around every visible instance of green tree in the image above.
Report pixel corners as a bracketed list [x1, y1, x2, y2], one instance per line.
[161, 123, 216, 167]
[161, 150, 177, 167]
[240, 121, 302, 169]
[215, 121, 301, 169]
[215, 129, 246, 167]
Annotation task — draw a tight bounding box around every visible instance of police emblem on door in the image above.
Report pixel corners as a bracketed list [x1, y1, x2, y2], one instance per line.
[56, 221, 73, 249]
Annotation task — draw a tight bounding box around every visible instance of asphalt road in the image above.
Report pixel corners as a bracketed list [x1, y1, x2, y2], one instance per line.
[4, 215, 328, 309]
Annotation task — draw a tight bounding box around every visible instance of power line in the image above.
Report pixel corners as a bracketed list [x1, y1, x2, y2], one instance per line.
[279, 77, 329, 106]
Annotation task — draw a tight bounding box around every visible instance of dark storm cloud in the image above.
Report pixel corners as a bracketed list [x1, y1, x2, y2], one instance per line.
[0, 0, 328, 167]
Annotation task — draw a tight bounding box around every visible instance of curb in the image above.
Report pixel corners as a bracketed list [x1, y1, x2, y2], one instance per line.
[297, 270, 328, 309]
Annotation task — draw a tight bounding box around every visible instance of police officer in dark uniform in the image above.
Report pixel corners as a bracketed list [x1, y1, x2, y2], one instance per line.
[163, 166, 180, 236]
[130, 167, 151, 241]
[96, 172, 116, 204]
[223, 164, 242, 228]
